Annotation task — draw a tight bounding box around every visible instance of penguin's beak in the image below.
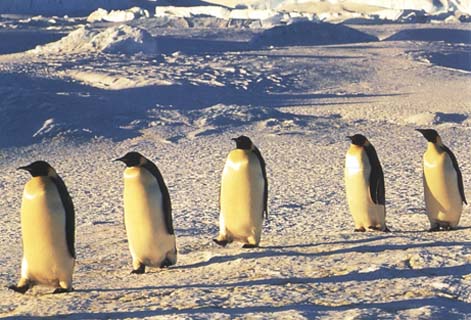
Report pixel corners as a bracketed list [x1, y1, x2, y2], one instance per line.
[346, 136, 353, 141]
[231, 138, 237, 141]
[17, 165, 30, 172]
[113, 157, 125, 163]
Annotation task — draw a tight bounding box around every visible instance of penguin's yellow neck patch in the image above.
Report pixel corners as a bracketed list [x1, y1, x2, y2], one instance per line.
[225, 150, 250, 171]
[24, 177, 47, 199]
[226, 158, 244, 170]
[346, 145, 364, 173]
[348, 144, 363, 152]
[124, 167, 141, 179]
[24, 191, 37, 200]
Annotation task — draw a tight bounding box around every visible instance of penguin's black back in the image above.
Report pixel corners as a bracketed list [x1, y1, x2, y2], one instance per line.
[142, 161, 174, 235]
[253, 146, 269, 219]
[51, 176, 76, 259]
[441, 145, 467, 205]
[364, 144, 385, 206]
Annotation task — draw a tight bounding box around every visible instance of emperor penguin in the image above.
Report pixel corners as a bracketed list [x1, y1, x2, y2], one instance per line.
[115, 152, 176, 274]
[417, 129, 467, 231]
[345, 134, 388, 232]
[214, 135, 268, 248]
[9, 161, 75, 294]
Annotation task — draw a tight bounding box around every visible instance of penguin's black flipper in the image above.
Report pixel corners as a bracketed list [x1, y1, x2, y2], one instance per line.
[142, 161, 174, 235]
[441, 145, 467, 205]
[364, 144, 385, 206]
[51, 176, 76, 259]
[253, 146, 268, 220]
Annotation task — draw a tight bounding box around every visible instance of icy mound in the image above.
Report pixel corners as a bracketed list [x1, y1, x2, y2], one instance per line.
[155, 5, 231, 19]
[405, 112, 468, 126]
[386, 29, 471, 44]
[251, 21, 378, 47]
[87, 7, 150, 23]
[144, 104, 325, 140]
[34, 25, 157, 54]
[190, 104, 293, 127]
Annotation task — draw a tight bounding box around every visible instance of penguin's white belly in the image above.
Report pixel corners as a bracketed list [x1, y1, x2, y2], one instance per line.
[124, 168, 176, 267]
[21, 177, 74, 285]
[220, 150, 264, 243]
[424, 154, 462, 226]
[345, 153, 384, 229]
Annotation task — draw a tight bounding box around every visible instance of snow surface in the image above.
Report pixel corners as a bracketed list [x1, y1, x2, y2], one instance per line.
[0, 4, 471, 320]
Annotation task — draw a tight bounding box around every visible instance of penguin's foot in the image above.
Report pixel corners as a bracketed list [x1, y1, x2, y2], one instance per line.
[213, 238, 229, 247]
[368, 226, 381, 231]
[242, 244, 258, 249]
[428, 225, 440, 232]
[441, 224, 456, 231]
[160, 258, 173, 268]
[131, 264, 146, 274]
[53, 287, 72, 294]
[8, 284, 30, 294]
[367, 226, 390, 232]
[354, 227, 366, 232]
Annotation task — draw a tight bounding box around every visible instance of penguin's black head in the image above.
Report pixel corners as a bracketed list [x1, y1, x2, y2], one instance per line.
[347, 134, 368, 147]
[18, 161, 54, 177]
[114, 152, 146, 167]
[232, 135, 253, 150]
[416, 129, 439, 143]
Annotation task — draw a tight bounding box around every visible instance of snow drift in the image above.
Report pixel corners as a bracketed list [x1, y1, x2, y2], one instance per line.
[251, 21, 378, 47]
[385, 29, 471, 44]
[405, 112, 469, 126]
[34, 25, 158, 54]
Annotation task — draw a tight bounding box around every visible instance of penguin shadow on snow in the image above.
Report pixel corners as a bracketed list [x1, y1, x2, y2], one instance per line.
[260, 234, 399, 250]
[4, 297, 469, 320]
[3, 296, 471, 319]
[174, 240, 471, 270]
[396, 225, 471, 234]
[76, 263, 470, 298]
